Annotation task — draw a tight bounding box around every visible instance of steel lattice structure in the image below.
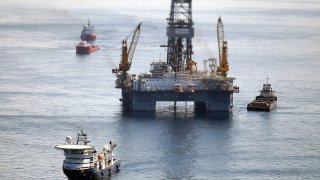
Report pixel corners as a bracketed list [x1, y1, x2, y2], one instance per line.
[166, 0, 194, 73]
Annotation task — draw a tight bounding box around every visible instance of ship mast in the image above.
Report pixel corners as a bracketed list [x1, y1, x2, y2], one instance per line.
[166, 0, 194, 73]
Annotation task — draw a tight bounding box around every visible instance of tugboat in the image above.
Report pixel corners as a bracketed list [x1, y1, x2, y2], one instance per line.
[55, 130, 121, 180]
[76, 41, 100, 54]
[247, 77, 277, 111]
[81, 19, 96, 41]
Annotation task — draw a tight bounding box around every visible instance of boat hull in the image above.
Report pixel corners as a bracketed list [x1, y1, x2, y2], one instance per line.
[76, 46, 100, 54]
[90, 160, 121, 179]
[76, 46, 91, 54]
[247, 100, 277, 112]
[63, 168, 97, 180]
[62, 160, 121, 180]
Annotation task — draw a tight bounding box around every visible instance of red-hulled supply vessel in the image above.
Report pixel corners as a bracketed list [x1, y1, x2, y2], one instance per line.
[81, 19, 96, 41]
[76, 41, 100, 54]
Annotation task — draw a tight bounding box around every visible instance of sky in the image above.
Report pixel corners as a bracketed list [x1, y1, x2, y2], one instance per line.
[2, 0, 214, 10]
[2, 0, 319, 10]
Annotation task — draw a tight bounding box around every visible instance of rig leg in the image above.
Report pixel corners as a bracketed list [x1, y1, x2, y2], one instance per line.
[194, 101, 207, 112]
[206, 93, 233, 111]
[132, 92, 156, 111]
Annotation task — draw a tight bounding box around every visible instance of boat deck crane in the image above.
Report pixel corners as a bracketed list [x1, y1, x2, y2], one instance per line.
[114, 23, 141, 73]
[217, 17, 229, 76]
[112, 23, 141, 89]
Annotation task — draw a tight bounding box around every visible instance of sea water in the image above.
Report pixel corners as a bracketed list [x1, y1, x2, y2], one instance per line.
[0, 1, 320, 179]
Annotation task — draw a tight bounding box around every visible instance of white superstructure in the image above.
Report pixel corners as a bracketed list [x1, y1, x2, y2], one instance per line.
[95, 141, 121, 176]
[55, 130, 121, 179]
[259, 79, 276, 98]
[55, 130, 96, 173]
[130, 60, 236, 93]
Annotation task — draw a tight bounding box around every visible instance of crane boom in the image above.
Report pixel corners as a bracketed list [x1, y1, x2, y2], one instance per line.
[113, 23, 141, 73]
[217, 16, 224, 65]
[217, 17, 229, 76]
[128, 23, 141, 69]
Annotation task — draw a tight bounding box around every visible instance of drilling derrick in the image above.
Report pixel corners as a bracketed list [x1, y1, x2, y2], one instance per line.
[166, 0, 194, 73]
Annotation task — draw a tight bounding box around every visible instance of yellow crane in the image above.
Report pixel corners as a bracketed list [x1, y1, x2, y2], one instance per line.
[112, 23, 141, 89]
[217, 17, 229, 76]
[115, 23, 141, 73]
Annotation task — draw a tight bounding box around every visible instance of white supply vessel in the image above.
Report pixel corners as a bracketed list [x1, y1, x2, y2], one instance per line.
[55, 130, 121, 179]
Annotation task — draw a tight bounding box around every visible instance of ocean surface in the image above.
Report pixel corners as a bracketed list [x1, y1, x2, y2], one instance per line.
[1, 1, 320, 179]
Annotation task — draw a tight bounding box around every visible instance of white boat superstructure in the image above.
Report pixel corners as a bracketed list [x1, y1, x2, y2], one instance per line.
[55, 130, 97, 179]
[259, 78, 276, 98]
[93, 141, 121, 177]
[55, 130, 121, 179]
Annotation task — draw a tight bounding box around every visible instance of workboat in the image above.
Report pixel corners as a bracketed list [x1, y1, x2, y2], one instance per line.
[81, 20, 96, 41]
[247, 78, 277, 111]
[76, 41, 100, 54]
[55, 130, 121, 180]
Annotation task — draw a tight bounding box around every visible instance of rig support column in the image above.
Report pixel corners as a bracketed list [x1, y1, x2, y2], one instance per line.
[132, 92, 156, 111]
[206, 92, 233, 111]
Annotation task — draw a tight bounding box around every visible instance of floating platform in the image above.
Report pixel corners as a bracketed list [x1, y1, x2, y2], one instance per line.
[112, 0, 239, 112]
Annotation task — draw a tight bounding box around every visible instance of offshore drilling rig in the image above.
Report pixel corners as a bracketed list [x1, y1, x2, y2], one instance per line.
[112, 0, 239, 111]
